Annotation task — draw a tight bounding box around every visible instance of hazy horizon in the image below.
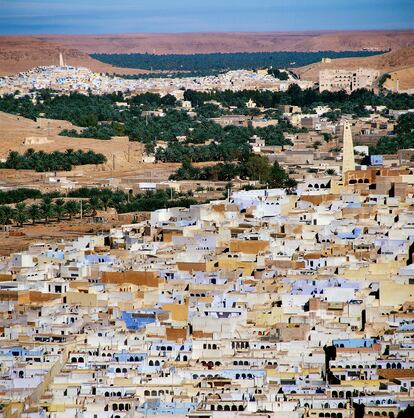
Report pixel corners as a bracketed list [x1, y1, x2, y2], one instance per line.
[0, 0, 413, 35]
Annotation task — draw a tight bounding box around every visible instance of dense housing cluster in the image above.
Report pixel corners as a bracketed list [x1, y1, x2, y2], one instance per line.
[0, 66, 313, 97]
[1, 170, 414, 416]
[1, 62, 414, 418]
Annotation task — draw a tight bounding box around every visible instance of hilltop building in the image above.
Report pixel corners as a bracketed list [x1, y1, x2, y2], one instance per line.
[319, 68, 380, 93]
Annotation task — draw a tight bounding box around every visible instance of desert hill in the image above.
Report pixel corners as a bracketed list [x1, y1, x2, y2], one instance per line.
[384, 67, 414, 91]
[0, 36, 146, 76]
[0, 111, 145, 166]
[1, 32, 413, 88]
[294, 47, 414, 90]
[38, 31, 414, 54]
[0, 111, 181, 186]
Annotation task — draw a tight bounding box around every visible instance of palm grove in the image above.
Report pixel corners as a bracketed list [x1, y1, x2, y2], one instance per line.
[1, 84, 414, 225]
[0, 188, 198, 228]
[1, 86, 414, 166]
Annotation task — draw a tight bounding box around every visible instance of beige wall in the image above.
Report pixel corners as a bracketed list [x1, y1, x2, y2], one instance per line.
[380, 281, 414, 306]
[65, 291, 98, 307]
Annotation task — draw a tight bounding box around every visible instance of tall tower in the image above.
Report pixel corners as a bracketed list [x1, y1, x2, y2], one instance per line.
[342, 120, 355, 175]
[59, 52, 65, 67]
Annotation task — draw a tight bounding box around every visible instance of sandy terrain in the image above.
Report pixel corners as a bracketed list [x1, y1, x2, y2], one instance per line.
[0, 112, 182, 188]
[1, 31, 414, 76]
[0, 111, 146, 169]
[38, 31, 414, 54]
[0, 219, 118, 256]
[0, 36, 148, 76]
[0, 120, 220, 256]
[294, 47, 414, 89]
[385, 67, 414, 91]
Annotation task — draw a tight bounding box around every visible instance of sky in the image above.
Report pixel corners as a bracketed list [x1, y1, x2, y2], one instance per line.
[0, 0, 413, 35]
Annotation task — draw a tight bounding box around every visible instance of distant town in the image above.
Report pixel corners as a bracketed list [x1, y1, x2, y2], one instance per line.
[1, 58, 407, 96]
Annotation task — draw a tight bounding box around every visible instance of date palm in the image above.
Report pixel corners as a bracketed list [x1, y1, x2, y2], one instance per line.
[14, 202, 28, 227]
[28, 204, 41, 225]
[54, 198, 67, 221]
[100, 193, 112, 212]
[88, 196, 102, 216]
[0, 205, 14, 228]
[40, 197, 55, 224]
[64, 200, 79, 220]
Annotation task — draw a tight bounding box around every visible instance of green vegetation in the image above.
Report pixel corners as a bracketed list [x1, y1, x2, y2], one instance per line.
[170, 156, 297, 188]
[196, 103, 223, 118]
[126, 109, 293, 160]
[2, 86, 414, 168]
[370, 113, 414, 155]
[156, 125, 252, 163]
[322, 132, 332, 142]
[66, 187, 197, 213]
[267, 68, 289, 80]
[0, 149, 107, 172]
[184, 86, 414, 113]
[0, 205, 14, 227]
[129, 92, 177, 108]
[322, 111, 342, 122]
[170, 160, 240, 182]
[60, 121, 125, 140]
[0, 188, 43, 205]
[91, 51, 385, 74]
[113, 70, 228, 79]
[0, 90, 122, 125]
[0, 188, 199, 227]
[60, 126, 112, 140]
[378, 73, 391, 89]
[126, 109, 199, 154]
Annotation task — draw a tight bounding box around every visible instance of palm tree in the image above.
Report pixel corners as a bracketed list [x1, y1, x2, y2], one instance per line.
[0, 205, 14, 228]
[54, 198, 67, 221]
[111, 190, 128, 206]
[100, 193, 112, 212]
[14, 202, 28, 227]
[64, 200, 79, 220]
[5, 151, 21, 169]
[313, 140, 322, 150]
[88, 196, 102, 216]
[82, 202, 93, 217]
[40, 197, 55, 224]
[28, 204, 41, 225]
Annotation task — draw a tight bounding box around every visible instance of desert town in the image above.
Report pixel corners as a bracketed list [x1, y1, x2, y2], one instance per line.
[0, 64, 315, 97]
[1, 1, 414, 417]
[0, 86, 414, 418]
[0, 61, 392, 97]
[0, 26, 413, 418]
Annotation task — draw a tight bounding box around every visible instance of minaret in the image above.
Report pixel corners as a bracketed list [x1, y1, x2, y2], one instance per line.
[342, 120, 355, 175]
[59, 52, 65, 67]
